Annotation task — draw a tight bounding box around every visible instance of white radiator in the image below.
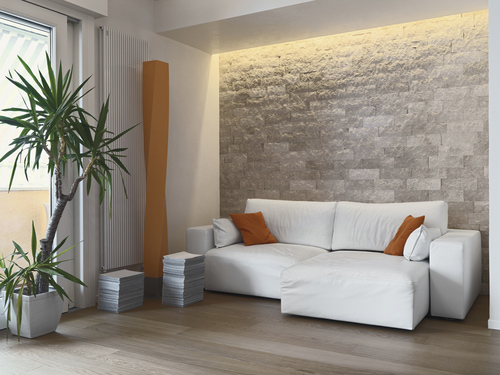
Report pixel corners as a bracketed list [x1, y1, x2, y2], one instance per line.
[99, 27, 149, 271]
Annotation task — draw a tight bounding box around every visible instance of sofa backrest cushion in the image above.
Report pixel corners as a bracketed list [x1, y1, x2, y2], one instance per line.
[332, 201, 448, 251]
[245, 199, 337, 250]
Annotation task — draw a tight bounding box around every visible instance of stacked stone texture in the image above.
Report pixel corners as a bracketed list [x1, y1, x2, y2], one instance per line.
[219, 11, 489, 284]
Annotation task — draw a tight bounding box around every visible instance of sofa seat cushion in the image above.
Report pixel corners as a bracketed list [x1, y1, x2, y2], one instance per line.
[205, 243, 327, 299]
[281, 251, 429, 330]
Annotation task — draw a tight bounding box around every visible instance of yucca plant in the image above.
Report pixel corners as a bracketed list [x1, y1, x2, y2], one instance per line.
[0, 53, 135, 294]
[0, 223, 86, 340]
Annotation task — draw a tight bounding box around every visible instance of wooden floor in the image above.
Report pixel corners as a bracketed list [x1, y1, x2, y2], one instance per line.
[1, 292, 499, 375]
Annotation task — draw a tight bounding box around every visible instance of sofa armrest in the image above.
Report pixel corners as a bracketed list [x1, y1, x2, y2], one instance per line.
[186, 225, 215, 255]
[429, 229, 481, 319]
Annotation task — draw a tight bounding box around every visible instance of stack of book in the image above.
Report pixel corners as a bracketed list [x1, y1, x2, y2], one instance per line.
[98, 269, 144, 313]
[162, 252, 205, 307]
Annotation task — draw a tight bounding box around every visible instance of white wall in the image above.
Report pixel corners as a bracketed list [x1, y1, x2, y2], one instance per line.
[51, 0, 107, 17]
[154, 0, 313, 32]
[95, 0, 220, 253]
[489, 0, 500, 330]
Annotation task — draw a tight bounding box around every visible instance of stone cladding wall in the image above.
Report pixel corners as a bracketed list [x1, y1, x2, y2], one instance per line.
[219, 11, 489, 284]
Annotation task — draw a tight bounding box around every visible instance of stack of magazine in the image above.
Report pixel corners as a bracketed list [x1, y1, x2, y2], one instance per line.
[98, 269, 144, 313]
[162, 252, 205, 307]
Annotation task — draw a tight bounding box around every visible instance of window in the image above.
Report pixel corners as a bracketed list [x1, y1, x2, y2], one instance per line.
[0, 12, 52, 263]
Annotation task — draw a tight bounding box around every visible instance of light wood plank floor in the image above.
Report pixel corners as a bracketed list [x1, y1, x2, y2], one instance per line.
[1, 292, 499, 374]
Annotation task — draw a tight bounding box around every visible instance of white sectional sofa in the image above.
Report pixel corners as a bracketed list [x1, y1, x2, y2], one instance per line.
[186, 199, 481, 330]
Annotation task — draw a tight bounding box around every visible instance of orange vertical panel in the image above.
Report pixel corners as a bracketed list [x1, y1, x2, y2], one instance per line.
[143, 60, 169, 279]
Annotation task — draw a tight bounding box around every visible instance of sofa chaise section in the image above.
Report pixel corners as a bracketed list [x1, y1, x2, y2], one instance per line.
[281, 251, 430, 330]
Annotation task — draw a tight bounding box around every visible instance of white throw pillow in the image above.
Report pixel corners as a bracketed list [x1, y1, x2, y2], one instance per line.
[213, 218, 243, 248]
[403, 225, 441, 261]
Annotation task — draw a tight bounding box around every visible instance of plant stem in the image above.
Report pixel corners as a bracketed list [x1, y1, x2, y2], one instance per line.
[36, 196, 68, 294]
[26, 278, 32, 295]
[35, 157, 92, 294]
[55, 165, 63, 200]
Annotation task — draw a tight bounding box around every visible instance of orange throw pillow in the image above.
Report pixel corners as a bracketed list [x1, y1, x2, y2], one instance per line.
[230, 212, 278, 246]
[384, 215, 425, 256]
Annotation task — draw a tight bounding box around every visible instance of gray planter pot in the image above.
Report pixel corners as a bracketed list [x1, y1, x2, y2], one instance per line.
[0, 294, 6, 330]
[7, 289, 63, 338]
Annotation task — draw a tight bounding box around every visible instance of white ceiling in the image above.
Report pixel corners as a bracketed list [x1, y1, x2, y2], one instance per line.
[155, 0, 488, 54]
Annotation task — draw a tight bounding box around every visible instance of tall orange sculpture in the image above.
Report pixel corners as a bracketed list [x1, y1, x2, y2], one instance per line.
[143, 60, 169, 298]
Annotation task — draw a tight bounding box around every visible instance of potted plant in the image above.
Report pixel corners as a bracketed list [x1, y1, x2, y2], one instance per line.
[0, 223, 86, 339]
[0, 54, 134, 338]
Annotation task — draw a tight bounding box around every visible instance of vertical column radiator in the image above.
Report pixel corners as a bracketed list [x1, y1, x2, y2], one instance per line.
[99, 27, 149, 271]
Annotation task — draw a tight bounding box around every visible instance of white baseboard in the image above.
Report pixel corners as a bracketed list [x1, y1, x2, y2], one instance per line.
[488, 319, 500, 330]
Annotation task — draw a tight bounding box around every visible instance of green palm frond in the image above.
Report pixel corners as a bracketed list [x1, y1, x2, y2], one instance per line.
[0, 224, 87, 341]
[0, 52, 136, 208]
[0, 53, 136, 303]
